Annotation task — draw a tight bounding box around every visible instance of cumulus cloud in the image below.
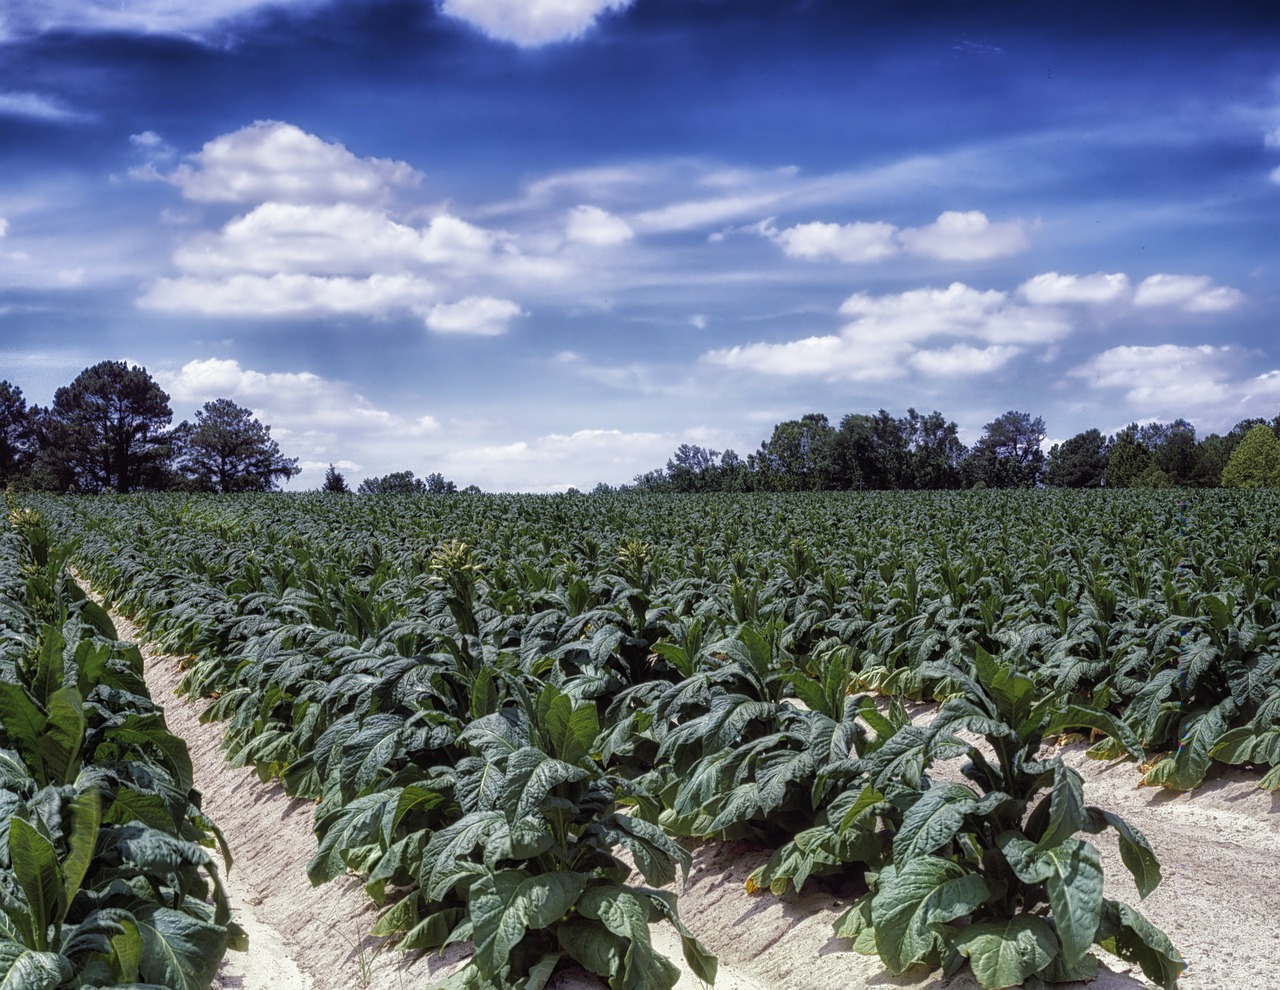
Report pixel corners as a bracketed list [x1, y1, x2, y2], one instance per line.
[908, 343, 1021, 377]
[770, 220, 899, 263]
[1069, 344, 1236, 414]
[155, 357, 443, 486]
[705, 282, 1069, 382]
[165, 121, 420, 205]
[138, 273, 438, 317]
[1133, 274, 1244, 312]
[424, 296, 523, 335]
[171, 204, 500, 276]
[133, 122, 577, 323]
[437, 0, 633, 47]
[896, 210, 1029, 261]
[759, 210, 1028, 265]
[1018, 272, 1130, 305]
[564, 205, 633, 246]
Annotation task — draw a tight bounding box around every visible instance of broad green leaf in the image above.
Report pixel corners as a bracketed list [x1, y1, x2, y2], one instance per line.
[8, 817, 62, 949]
[0, 684, 46, 754]
[0, 942, 73, 990]
[894, 783, 978, 860]
[133, 904, 227, 990]
[578, 886, 677, 990]
[470, 870, 584, 977]
[635, 887, 717, 986]
[1084, 807, 1162, 899]
[954, 916, 1056, 989]
[1032, 761, 1086, 853]
[872, 858, 992, 974]
[557, 917, 626, 981]
[522, 952, 561, 990]
[1096, 899, 1185, 990]
[60, 788, 101, 919]
[543, 694, 599, 766]
[1049, 704, 1145, 761]
[1210, 725, 1280, 767]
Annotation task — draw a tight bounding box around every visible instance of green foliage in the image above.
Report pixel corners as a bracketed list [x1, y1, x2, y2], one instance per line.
[175, 398, 299, 493]
[32, 487, 1280, 988]
[1221, 423, 1280, 488]
[0, 509, 238, 988]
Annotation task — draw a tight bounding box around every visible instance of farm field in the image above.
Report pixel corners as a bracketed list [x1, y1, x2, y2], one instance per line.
[10, 489, 1280, 989]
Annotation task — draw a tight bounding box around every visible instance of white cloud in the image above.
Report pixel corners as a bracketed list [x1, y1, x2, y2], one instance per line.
[771, 220, 899, 263]
[1272, 165, 1280, 185]
[634, 192, 785, 233]
[437, 0, 633, 46]
[0, 218, 7, 238]
[424, 296, 523, 336]
[908, 344, 1021, 377]
[896, 210, 1029, 261]
[440, 427, 678, 492]
[0, 91, 83, 122]
[1018, 271, 1130, 305]
[138, 273, 438, 317]
[1070, 344, 1235, 412]
[172, 203, 501, 276]
[165, 121, 420, 205]
[705, 281, 1071, 382]
[1265, 127, 1280, 149]
[1133, 274, 1244, 312]
[564, 205, 633, 246]
[155, 358, 444, 486]
[0, 0, 330, 40]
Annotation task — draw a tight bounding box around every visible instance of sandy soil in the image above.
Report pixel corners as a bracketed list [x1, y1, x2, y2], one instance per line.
[102, 596, 1280, 989]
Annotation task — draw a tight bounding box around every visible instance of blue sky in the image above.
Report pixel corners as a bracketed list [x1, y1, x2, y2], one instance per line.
[2, 0, 1279, 491]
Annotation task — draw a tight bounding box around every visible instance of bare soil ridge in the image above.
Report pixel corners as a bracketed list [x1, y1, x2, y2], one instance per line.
[99, 596, 1279, 989]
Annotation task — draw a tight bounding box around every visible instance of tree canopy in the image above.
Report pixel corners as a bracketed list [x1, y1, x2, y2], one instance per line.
[40, 361, 173, 492]
[1221, 424, 1280, 488]
[176, 398, 300, 492]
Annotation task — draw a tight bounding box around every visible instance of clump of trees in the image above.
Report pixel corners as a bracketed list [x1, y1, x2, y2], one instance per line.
[1, 361, 298, 493]
[357, 470, 457, 495]
[636, 408, 1280, 493]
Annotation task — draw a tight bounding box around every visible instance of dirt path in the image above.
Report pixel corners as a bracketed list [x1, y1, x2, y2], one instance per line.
[101, 594, 1279, 989]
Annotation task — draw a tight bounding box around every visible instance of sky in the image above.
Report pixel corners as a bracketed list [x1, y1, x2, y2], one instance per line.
[2, 0, 1279, 491]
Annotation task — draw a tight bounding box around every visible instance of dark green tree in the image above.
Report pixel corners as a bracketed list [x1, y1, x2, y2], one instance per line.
[967, 410, 1046, 488]
[904, 409, 967, 489]
[751, 413, 836, 490]
[175, 398, 299, 492]
[352, 469, 461, 494]
[423, 471, 457, 494]
[1043, 428, 1108, 487]
[1104, 425, 1151, 488]
[322, 464, 349, 493]
[40, 361, 173, 492]
[0, 381, 37, 486]
[665, 444, 722, 493]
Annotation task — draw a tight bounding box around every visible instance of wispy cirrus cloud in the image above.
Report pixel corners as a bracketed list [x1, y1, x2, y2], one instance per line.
[0, 91, 86, 122]
[0, 0, 329, 41]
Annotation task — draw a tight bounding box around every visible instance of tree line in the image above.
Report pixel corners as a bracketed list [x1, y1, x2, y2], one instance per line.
[0, 362, 299, 493]
[628, 409, 1280, 493]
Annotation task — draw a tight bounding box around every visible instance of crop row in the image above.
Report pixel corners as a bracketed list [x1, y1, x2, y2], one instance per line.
[0, 504, 239, 989]
[21, 489, 1263, 988]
